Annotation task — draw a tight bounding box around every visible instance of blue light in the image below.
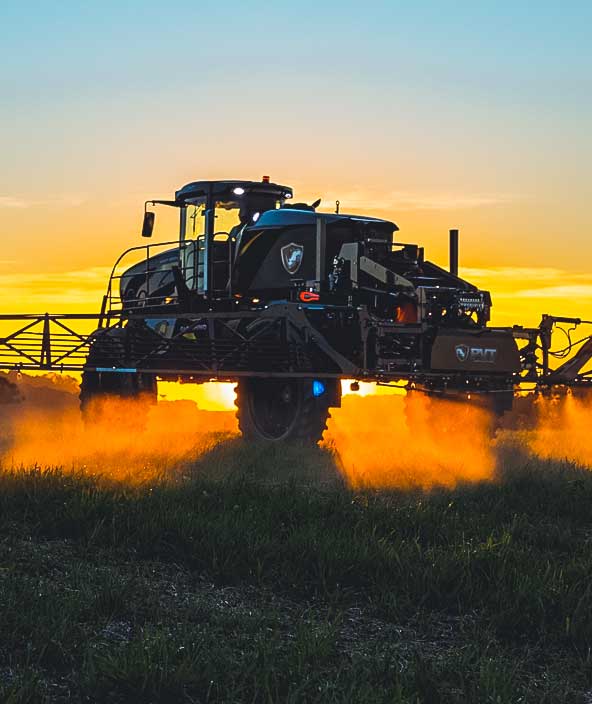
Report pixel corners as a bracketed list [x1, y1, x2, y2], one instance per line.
[312, 380, 326, 397]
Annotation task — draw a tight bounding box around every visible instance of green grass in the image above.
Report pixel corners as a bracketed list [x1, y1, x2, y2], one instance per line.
[1, 442, 592, 702]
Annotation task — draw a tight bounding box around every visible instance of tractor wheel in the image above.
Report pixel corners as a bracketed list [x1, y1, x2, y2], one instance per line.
[235, 378, 332, 444]
[80, 370, 157, 409]
[80, 328, 157, 428]
[80, 370, 157, 429]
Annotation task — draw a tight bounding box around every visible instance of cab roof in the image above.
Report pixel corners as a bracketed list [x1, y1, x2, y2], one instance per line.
[175, 179, 292, 204]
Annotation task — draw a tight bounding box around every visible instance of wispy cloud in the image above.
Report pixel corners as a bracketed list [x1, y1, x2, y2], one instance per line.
[0, 194, 87, 209]
[448, 265, 592, 325]
[513, 285, 592, 299]
[0, 267, 111, 289]
[0, 267, 111, 311]
[1, 190, 516, 213]
[461, 266, 592, 300]
[0, 196, 29, 209]
[386, 192, 516, 211]
[462, 266, 569, 283]
[320, 190, 518, 212]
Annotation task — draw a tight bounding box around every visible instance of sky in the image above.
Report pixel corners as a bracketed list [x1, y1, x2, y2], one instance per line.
[1, 0, 591, 325]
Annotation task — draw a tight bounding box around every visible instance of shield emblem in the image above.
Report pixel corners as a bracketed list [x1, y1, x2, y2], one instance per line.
[455, 344, 469, 362]
[281, 242, 304, 275]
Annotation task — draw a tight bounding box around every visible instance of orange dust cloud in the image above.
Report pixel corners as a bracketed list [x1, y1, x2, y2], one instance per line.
[0, 374, 499, 490]
[522, 393, 592, 468]
[0, 374, 237, 483]
[324, 393, 496, 490]
[9, 372, 592, 492]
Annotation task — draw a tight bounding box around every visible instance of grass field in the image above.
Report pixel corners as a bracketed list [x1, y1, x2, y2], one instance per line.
[1, 438, 592, 703]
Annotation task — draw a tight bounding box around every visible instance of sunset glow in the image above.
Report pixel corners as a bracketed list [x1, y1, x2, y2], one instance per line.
[1, 2, 590, 332]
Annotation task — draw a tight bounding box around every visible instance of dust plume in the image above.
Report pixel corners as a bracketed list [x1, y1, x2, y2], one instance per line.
[325, 393, 496, 489]
[520, 393, 592, 467]
[5, 372, 592, 490]
[1, 375, 499, 489]
[0, 373, 237, 483]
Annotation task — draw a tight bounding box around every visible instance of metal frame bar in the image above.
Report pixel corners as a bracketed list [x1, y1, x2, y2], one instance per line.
[0, 310, 590, 389]
[315, 216, 326, 290]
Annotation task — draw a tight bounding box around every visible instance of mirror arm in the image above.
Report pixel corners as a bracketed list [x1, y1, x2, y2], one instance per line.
[141, 199, 184, 238]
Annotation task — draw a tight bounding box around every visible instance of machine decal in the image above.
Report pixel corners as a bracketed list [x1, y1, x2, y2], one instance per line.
[455, 344, 469, 362]
[281, 243, 304, 274]
[455, 344, 497, 363]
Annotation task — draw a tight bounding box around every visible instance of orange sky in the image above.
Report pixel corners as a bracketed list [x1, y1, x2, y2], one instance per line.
[1, 2, 591, 328]
[2, 191, 591, 328]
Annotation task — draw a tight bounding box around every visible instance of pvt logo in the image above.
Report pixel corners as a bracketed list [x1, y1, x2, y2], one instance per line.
[455, 344, 497, 363]
[281, 242, 304, 275]
[455, 344, 469, 362]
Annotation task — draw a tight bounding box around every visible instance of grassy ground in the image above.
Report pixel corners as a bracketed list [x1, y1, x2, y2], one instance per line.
[1, 440, 592, 702]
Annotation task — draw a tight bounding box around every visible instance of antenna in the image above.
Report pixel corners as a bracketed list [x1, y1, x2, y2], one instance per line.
[335, 200, 340, 214]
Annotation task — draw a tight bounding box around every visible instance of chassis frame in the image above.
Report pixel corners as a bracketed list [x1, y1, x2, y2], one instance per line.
[0, 309, 591, 396]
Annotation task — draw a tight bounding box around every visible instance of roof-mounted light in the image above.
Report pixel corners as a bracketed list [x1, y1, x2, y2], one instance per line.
[262, 175, 270, 183]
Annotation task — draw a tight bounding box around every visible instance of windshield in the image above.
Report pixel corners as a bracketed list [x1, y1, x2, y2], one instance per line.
[184, 202, 204, 240]
[183, 200, 243, 241]
[214, 199, 242, 234]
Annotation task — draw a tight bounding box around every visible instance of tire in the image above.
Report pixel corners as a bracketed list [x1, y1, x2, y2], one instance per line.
[235, 378, 333, 444]
[80, 328, 157, 427]
[80, 370, 157, 430]
[80, 370, 157, 407]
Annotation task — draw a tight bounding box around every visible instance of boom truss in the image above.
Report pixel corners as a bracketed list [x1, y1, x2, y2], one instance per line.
[0, 312, 591, 389]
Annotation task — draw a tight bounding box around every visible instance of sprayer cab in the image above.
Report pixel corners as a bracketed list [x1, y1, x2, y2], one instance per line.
[129, 178, 293, 304]
[142, 179, 293, 241]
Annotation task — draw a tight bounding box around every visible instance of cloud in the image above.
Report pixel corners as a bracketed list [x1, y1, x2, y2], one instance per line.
[387, 192, 516, 211]
[0, 194, 87, 209]
[0, 267, 111, 285]
[0, 262, 588, 325]
[320, 190, 518, 212]
[0, 267, 112, 311]
[461, 266, 569, 283]
[502, 285, 592, 300]
[461, 266, 592, 306]
[0, 196, 28, 209]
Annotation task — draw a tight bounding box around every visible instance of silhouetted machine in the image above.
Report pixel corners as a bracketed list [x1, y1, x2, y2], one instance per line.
[1, 177, 590, 442]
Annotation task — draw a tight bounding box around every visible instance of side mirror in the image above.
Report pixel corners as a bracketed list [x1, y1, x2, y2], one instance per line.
[142, 211, 155, 238]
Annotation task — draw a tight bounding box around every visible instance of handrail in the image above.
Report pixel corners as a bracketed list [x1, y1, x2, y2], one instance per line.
[105, 239, 185, 316]
[104, 232, 236, 316]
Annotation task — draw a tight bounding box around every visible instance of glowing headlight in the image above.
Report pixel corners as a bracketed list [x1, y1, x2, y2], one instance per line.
[312, 380, 326, 397]
[233, 187, 245, 196]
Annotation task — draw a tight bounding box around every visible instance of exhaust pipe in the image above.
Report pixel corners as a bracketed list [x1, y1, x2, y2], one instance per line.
[449, 229, 459, 277]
